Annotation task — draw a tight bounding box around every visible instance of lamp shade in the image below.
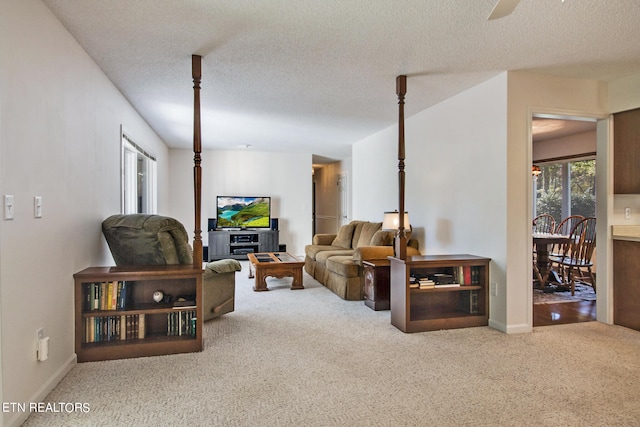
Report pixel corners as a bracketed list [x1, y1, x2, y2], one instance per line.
[382, 211, 410, 230]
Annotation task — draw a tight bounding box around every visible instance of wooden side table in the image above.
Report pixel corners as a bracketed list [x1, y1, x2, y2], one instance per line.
[362, 259, 390, 310]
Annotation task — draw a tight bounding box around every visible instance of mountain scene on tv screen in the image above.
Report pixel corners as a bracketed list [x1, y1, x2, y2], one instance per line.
[217, 197, 270, 228]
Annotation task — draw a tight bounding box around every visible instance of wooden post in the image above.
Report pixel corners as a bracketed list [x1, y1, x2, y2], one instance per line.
[396, 75, 407, 260]
[192, 55, 203, 268]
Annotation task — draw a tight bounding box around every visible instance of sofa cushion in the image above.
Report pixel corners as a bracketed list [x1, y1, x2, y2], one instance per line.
[331, 222, 356, 248]
[356, 222, 382, 248]
[326, 255, 360, 278]
[305, 245, 341, 260]
[316, 249, 354, 265]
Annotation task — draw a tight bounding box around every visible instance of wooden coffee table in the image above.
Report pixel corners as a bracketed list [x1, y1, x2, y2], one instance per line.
[247, 252, 305, 291]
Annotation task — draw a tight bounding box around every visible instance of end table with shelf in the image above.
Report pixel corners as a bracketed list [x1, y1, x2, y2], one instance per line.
[362, 259, 390, 310]
[389, 254, 490, 333]
[73, 265, 203, 362]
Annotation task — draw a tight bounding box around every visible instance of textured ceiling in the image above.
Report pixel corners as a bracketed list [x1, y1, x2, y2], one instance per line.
[42, 0, 640, 161]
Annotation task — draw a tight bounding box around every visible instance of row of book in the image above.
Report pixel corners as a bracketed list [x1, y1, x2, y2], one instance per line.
[459, 290, 479, 314]
[409, 266, 483, 289]
[167, 310, 197, 337]
[83, 281, 129, 311]
[453, 266, 482, 286]
[84, 314, 145, 343]
[83, 310, 197, 344]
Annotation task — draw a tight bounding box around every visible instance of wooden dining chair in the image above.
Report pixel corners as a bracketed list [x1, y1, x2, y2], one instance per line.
[554, 215, 585, 236]
[549, 217, 596, 295]
[533, 213, 556, 234]
[550, 215, 585, 257]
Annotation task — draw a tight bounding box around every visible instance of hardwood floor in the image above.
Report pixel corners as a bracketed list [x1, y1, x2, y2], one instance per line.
[533, 300, 596, 327]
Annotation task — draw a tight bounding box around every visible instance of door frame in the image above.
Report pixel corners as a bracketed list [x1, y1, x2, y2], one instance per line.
[527, 108, 612, 326]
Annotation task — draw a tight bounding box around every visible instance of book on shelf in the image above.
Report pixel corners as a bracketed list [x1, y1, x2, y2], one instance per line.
[424, 273, 460, 287]
[431, 273, 454, 284]
[84, 313, 146, 343]
[459, 289, 479, 313]
[173, 294, 196, 308]
[138, 314, 145, 339]
[434, 283, 461, 288]
[451, 266, 482, 286]
[84, 281, 129, 311]
[418, 278, 435, 289]
[167, 310, 197, 337]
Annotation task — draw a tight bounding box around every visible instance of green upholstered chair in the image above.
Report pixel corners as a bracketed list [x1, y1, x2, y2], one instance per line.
[102, 214, 241, 321]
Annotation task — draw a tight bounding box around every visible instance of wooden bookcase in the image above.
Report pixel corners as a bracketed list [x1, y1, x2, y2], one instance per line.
[73, 265, 203, 362]
[389, 254, 490, 333]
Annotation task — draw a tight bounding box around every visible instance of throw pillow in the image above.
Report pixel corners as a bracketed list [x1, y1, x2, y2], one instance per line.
[356, 222, 382, 247]
[370, 230, 394, 246]
[332, 223, 356, 248]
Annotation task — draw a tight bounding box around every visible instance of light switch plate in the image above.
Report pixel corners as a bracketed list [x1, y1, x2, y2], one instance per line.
[4, 195, 14, 220]
[34, 196, 42, 218]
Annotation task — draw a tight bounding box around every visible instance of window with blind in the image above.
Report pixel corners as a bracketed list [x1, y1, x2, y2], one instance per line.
[121, 130, 157, 214]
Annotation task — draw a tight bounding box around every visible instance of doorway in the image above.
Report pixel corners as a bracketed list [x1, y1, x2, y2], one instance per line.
[531, 115, 597, 326]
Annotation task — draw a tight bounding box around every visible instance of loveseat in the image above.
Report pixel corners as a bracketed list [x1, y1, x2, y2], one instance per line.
[304, 220, 420, 300]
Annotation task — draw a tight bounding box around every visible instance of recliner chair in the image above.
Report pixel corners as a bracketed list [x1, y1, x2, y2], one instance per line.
[101, 214, 240, 321]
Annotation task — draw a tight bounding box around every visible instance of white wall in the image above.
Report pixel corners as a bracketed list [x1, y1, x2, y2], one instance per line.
[353, 71, 615, 334]
[354, 73, 509, 327]
[506, 71, 608, 332]
[533, 130, 596, 161]
[609, 73, 640, 114]
[0, 1, 169, 425]
[168, 149, 312, 258]
[352, 126, 398, 222]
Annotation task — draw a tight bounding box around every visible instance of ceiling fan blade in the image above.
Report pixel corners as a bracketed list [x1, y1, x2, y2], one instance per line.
[487, 0, 521, 20]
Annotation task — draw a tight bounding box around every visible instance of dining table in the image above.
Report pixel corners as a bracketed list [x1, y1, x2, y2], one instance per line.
[532, 233, 570, 289]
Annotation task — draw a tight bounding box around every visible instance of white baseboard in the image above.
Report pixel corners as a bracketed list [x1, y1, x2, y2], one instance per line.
[6, 353, 77, 427]
[488, 318, 506, 332]
[503, 321, 533, 334]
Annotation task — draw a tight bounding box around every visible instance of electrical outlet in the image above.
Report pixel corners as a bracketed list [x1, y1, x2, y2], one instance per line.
[625, 207, 631, 220]
[490, 282, 497, 296]
[36, 328, 46, 361]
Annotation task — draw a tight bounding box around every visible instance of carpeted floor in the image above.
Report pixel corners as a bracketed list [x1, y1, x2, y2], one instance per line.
[533, 282, 597, 304]
[22, 262, 640, 427]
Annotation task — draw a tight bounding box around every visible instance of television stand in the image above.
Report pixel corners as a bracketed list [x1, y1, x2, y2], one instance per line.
[208, 229, 279, 261]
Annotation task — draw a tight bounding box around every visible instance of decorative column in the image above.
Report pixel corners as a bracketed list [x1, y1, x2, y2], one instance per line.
[192, 55, 203, 268]
[395, 75, 407, 260]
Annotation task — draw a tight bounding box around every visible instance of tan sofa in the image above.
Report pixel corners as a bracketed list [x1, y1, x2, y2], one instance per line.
[304, 220, 419, 300]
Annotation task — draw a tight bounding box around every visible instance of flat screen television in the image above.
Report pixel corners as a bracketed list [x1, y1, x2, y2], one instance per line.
[216, 196, 271, 229]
